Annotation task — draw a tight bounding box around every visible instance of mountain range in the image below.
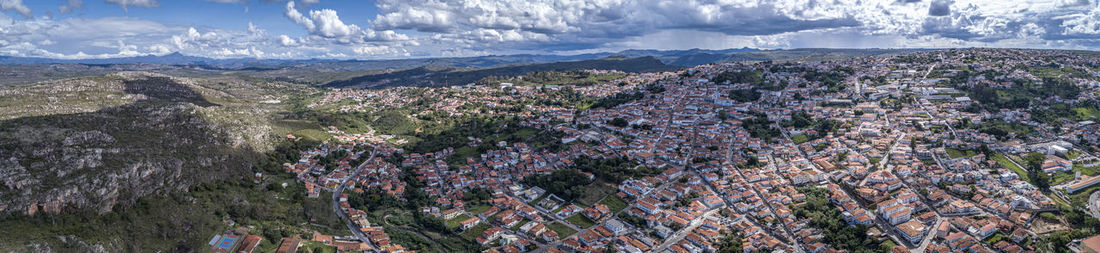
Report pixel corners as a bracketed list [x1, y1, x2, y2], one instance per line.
[0, 48, 924, 70]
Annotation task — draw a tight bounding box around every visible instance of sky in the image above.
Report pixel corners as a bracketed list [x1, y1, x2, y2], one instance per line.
[0, 0, 1098, 60]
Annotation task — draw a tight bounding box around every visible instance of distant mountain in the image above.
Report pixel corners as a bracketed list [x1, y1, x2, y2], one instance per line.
[0, 47, 923, 70]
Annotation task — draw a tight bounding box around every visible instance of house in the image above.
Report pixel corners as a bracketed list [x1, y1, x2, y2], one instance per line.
[896, 220, 926, 244]
[237, 235, 262, 253]
[602, 218, 638, 236]
[459, 217, 481, 230]
[1083, 234, 1100, 253]
[275, 237, 301, 253]
[442, 208, 461, 220]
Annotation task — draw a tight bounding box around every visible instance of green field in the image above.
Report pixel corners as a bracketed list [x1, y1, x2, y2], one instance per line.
[546, 222, 578, 239]
[598, 195, 629, 213]
[566, 215, 596, 228]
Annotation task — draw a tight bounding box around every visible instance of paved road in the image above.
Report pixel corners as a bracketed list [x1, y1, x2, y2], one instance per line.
[651, 209, 719, 251]
[331, 147, 378, 249]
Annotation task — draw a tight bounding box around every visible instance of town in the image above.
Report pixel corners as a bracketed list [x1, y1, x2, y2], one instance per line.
[206, 49, 1100, 253]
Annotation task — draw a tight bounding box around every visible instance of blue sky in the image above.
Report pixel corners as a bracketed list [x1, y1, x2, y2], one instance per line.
[0, 0, 1099, 59]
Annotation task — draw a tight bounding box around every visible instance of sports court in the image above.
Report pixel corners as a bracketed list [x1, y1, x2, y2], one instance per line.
[209, 233, 240, 253]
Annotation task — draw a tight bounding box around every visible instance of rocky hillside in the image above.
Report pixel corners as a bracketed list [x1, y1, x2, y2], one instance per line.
[0, 72, 305, 215]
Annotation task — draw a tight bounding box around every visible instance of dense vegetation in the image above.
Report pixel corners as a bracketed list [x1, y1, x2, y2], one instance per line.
[728, 89, 761, 103]
[742, 112, 781, 141]
[793, 187, 896, 253]
[404, 116, 565, 166]
[803, 68, 850, 92]
[711, 70, 765, 86]
[781, 111, 843, 140]
[346, 168, 483, 253]
[571, 156, 660, 184]
[1023, 152, 1051, 191]
[0, 141, 346, 252]
[964, 78, 1081, 111]
[590, 89, 646, 109]
[522, 169, 593, 201]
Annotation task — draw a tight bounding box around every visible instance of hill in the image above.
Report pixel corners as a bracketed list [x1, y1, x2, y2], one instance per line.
[323, 56, 680, 88]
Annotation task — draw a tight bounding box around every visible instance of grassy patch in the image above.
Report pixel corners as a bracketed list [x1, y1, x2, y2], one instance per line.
[599, 195, 628, 213]
[993, 153, 1028, 182]
[467, 205, 492, 215]
[298, 241, 337, 253]
[1075, 107, 1100, 120]
[1075, 163, 1100, 177]
[983, 232, 1007, 246]
[460, 223, 491, 241]
[791, 134, 810, 144]
[510, 219, 530, 231]
[566, 215, 596, 228]
[546, 222, 578, 239]
[577, 182, 617, 206]
[945, 148, 977, 159]
[1052, 172, 1076, 186]
[446, 214, 471, 229]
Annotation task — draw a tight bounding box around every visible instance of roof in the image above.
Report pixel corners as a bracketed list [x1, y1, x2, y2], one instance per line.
[1083, 234, 1100, 252]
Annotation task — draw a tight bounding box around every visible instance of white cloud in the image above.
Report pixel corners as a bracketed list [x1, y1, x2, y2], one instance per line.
[284, 1, 314, 31]
[58, 0, 83, 14]
[1062, 8, 1100, 35]
[0, 0, 31, 18]
[284, 1, 408, 43]
[105, 0, 160, 13]
[278, 35, 298, 46]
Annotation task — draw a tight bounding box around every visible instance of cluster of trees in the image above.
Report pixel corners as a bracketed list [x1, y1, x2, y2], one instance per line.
[1031, 102, 1100, 130]
[965, 78, 1081, 112]
[781, 111, 843, 139]
[522, 169, 593, 201]
[803, 68, 849, 92]
[715, 230, 743, 253]
[792, 187, 897, 253]
[728, 89, 761, 103]
[644, 83, 666, 94]
[742, 112, 781, 141]
[590, 90, 645, 109]
[608, 118, 630, 128]
[572, 156, 659, 184]
[1023, 153, 1051, 191]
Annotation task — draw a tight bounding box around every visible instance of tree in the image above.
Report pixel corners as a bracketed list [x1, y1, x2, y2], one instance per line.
[608, 118, 629, 128]
[1024, 153, 1050, 190]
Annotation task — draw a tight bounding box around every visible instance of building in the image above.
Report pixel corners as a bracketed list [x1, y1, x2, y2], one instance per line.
[896, 220, 926, 244]
[275, 237, 301, 253]
[1068, 175, 1100, 194]
[1083, 234, 1100, 253]
[235, 235, 262, 253]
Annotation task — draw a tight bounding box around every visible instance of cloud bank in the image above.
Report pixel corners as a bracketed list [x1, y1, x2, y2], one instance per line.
[0, 0, 1096, 59]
